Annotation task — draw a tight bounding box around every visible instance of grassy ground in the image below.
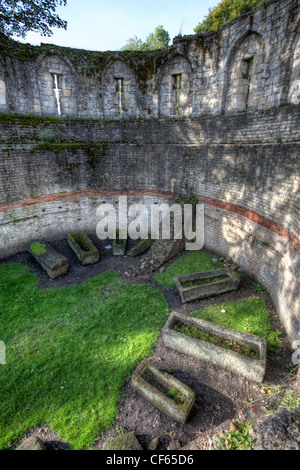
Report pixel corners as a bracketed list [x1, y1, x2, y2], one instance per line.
[0, 264, 169, 450]
[190, 297, 283, 355]
[155, 251, 224, 288]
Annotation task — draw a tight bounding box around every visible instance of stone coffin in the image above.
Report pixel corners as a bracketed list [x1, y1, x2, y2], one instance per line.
[27, 242, 69, 280]
[162, 312, 267, 383]
[67, 232, 99, 266]
[174, 268, 240, 303]
[113, 230, 127, 256]
[127, 238, 155, 257]
[131, 359, 195, 424]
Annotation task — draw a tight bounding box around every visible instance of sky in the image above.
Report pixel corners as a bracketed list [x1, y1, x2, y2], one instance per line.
[13, 0, 217, 52]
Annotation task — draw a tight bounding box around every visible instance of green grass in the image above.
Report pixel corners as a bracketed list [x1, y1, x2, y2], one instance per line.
[252, 282, 270, 295]
[0, 263, 169, 450]
[190, 297, 282, 355]
[155, 251, 224, 288]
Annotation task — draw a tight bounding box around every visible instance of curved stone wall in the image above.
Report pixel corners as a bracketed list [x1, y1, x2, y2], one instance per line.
[0, 0, 299, 344]
[0, 0, 299, 119]
[0, 104, 299, 345]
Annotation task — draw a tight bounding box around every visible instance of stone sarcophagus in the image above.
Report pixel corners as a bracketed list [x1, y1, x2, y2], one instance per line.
[67, 232, 99, 266]
[174, 268, 240, 303]
[162, 312, 267, 383]
[27, 241, 69, 279]
[131, 359, 195, 424]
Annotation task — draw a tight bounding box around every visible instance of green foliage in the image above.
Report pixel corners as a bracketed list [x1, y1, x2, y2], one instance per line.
[191, 297, 283, 355]
[39, 129, 53, 140]
[278, 390, 300, 413]
[194, 0, 265, 34]
[122, 25, 170, 51]
[167, 388, 185, 405]
[175, 194, 198, 206]
[216, 420, 253, 450]
[0, 0, 68, 38]
[286, 362, 298, 373]
[0, 263, 169, 449]
[252, 282, 269, 295]
[155, 251, 224, 288]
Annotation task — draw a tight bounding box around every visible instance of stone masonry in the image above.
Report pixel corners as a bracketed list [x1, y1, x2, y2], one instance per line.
[0, 0, 299, 118]
[0, 0, 299, 346]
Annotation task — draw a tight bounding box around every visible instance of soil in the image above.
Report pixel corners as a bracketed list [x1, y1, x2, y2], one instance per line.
[1, 235, 294, 451]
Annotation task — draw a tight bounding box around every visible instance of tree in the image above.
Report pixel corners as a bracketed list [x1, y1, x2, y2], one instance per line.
[122, 25, 170, 51]
[0, 0, 68, 38]
[121, 35, 146, 52]
[194, 0, 265, 34]
[145, 25, 170, 50]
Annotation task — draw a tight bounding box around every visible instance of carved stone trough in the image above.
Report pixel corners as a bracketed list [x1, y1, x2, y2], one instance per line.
[127, 238, 155, 257]
[67, 232, 99, 265]
[131, 359, 195, 424]
[27, 241, 69, 280]
[174, 268, 240, 303]
[162, 312, 267, 383]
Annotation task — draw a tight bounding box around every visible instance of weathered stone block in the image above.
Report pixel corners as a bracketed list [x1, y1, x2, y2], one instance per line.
[127, 238, 155, 257]
[103, 431, 142, 451]
[174, 268, 240, 303]
[131, 359, 195, 424]
[16, 436, 46, 451]
[27, 241, 69, 279]
[162, 312, 267, 383]
[112, 232, 127, 256]
[67, 232, 99, 266]
[149, 238, 185, 270]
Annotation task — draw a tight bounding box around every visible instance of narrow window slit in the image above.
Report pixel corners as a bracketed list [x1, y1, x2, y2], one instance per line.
[242, 58, 253, 109]
[173, 74, 181, 116]
[52, 73, 62, 116]
[116, 78, 124, 116]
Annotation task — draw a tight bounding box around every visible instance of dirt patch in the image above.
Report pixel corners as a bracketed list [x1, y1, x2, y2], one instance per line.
[1, 237, 294, 450]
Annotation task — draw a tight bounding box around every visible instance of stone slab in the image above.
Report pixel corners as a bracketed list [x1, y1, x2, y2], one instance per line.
[103, 431, 142, 451]
[113, 231, 127, 256]
[16, 436, 46, 451]
[127, 238, 155, 257]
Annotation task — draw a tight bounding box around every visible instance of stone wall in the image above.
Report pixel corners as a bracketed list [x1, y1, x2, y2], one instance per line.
[0, 0, 299, 119]
[0, 0, 299, 345]
[0, 105, 299, 344]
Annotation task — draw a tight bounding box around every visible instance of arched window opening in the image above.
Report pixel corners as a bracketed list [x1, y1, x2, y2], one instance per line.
[159, 55, 192, 118]
[225, 33, 264, 114]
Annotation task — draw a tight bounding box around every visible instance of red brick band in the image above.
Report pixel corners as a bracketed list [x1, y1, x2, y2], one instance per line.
[0, 190, 299, 255]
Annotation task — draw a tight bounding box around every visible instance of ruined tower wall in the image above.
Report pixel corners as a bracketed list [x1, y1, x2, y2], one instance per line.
[0, 0, 299, 119]
[0, 0, 299, 344]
